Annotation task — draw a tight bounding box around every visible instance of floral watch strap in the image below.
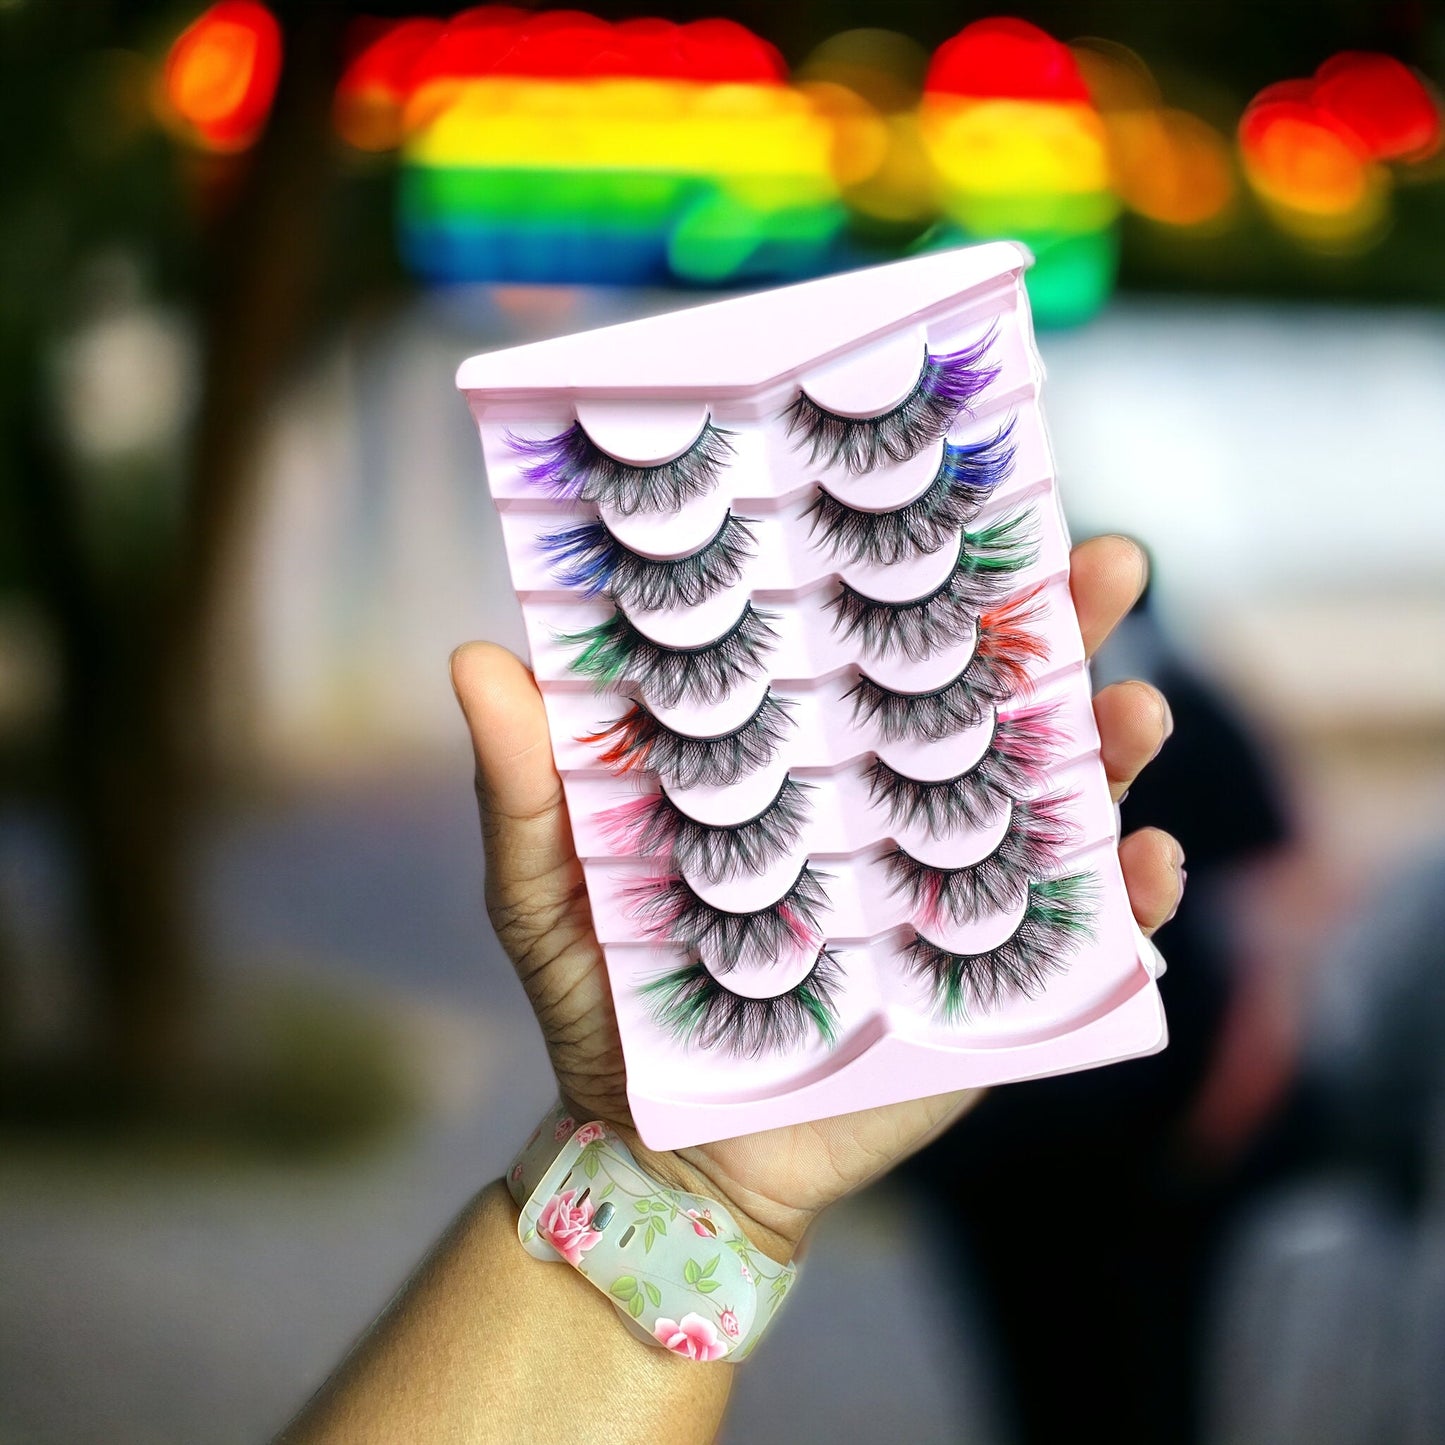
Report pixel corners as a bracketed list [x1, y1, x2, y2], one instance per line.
[506, 1101, 798, 1362]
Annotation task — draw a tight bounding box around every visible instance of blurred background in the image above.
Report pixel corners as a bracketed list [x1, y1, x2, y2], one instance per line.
[1, 3, 1443, 1442]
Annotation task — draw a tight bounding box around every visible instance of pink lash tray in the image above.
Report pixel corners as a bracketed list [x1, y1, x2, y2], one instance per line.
[458, 240, 1166, 1150]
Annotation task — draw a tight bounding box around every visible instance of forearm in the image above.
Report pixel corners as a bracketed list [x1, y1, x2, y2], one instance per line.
[280, 1180, 732, 1445]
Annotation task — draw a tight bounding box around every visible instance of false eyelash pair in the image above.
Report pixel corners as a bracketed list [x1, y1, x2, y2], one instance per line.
[561, 600, 778, 708]
[581, 690, 793, 788]
[601, 775, 811, 885]
[883, 793, 1079, 928]
[628, 862, 831, 966]
[540, 511, 757, 610]
[577, 587, 1047, 782]
[642, 948, 843, 1059]
[558, 516, 1035, 703]
[641, 871, 1099, 1056]
[512, 418, 734, 515]
[867, 701, 1066, 834]
[599, 700, 1065, 879]
[828, 509, 1036, 663]
[513, 331, 999, 516]
[804, 420, 1017, 567]
[906, 873, 1096, 1023]
[848, 587, 1048, 742]
[785, 332, 1000, 475]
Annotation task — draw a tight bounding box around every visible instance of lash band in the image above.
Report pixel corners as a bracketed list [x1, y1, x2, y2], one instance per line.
[659, 771, 808, 834]
[612, 598, 773, 659]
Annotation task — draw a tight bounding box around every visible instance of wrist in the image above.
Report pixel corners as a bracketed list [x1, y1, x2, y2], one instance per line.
[512, 1101, 800, 1362]
[551, 1096, 806, 1264]
[624, 1136, 808, 1266]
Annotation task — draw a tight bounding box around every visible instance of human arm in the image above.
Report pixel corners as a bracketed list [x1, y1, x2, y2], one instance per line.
[280, 534, 1184, 1445]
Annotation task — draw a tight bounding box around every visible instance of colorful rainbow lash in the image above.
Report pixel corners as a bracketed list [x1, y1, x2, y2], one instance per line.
[865, 702, 1066, 834]
[628, 862, 831, 968]
[803, 420, 1017, 565]
[847, 587, 1048, 742]
[561, 601, 778, 707]
[826, 510, 1037, 662]
[600, 775, 812, 884]
[782, 332, 999, 474]
[641, 948, 842, 1056]
[580, 691, 795, 788]
[510, 418, 735, 514]
[883, 793, 1078, 927]
[538, 511, 757, 609]
[904, 872, 1097, 1022]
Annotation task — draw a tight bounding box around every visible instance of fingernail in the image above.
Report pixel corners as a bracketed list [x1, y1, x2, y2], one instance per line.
[1160, 692, 1175, 740]
[1117, 787, 1130, 806]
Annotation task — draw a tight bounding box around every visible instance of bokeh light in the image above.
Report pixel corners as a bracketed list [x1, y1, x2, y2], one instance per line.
[1239, 52, 1440, 245]
[1073, 40, 1235, 229]
[160, 0, 282, 153]
[795, 30, 935, 236]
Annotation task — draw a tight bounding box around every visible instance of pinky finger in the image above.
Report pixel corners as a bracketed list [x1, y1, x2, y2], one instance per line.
[1119, 827, 1186, 936]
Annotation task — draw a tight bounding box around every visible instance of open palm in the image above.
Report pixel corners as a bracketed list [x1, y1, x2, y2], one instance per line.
[453, 535, 1183, 1261]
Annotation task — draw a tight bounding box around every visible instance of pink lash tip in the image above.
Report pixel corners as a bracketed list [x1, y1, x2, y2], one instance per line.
[597, 792, 665, 853]
[777, 904, 820, 951]
[916, 876, 946, 930]
[999, 702, 1068, 771]
[630, 875, 687, 935]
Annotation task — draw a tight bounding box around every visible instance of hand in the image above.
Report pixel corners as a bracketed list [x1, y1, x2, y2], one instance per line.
[452, 535, 1183, 1263]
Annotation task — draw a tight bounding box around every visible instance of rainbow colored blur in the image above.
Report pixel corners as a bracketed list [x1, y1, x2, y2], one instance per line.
[334, 11, 1200, 320]
[158, 4, 1444, 320]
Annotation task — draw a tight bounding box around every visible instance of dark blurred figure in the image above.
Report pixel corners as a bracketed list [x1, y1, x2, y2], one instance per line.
[904, 580, 1297, 1445]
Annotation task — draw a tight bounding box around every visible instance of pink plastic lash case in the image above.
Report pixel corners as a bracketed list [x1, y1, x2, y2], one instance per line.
[458, 241, 1167, 1150]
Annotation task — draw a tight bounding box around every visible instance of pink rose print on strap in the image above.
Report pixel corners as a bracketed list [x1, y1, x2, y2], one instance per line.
[537, 1189, 602, 1267]
[654, 1312, 728, 1362]
[553, 1115, 576, 1142]
[685, 1207, 718, 1238]
[717, 1307, 741, 1339]
[572, 1122, 605, 1148]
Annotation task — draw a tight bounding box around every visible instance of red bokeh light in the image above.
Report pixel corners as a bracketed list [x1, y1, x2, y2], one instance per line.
[1312, 52, 1440, 162]
[163, 0, 282, 152]
[925, 18, 1090, 103]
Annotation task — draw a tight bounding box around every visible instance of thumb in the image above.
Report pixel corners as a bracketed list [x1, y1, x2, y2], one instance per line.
[450, 641, 581, 938]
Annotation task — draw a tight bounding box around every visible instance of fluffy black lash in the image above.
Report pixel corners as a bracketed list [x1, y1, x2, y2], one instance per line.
[903, 872, 1096, 1022]
[782, 331, 999, 474]
[641, 948, 843, 1056]
[826, 511, 1036, 662]
[628, 862, 831, 969]
[846, 589, 1047, 742]
[561, 601, 779, 708]
[583, 692, 796, 788]
[803, 419, 1018, 565]
[510, 419, 735, 515]
[601, 775, 813, 883]
[538, 511, 757, 610]
[882, 793, 1078, 926]
[864, 702, 1066, 834]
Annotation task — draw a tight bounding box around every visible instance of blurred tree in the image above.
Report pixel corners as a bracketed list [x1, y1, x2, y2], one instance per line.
[0, 1, 356, 1099]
